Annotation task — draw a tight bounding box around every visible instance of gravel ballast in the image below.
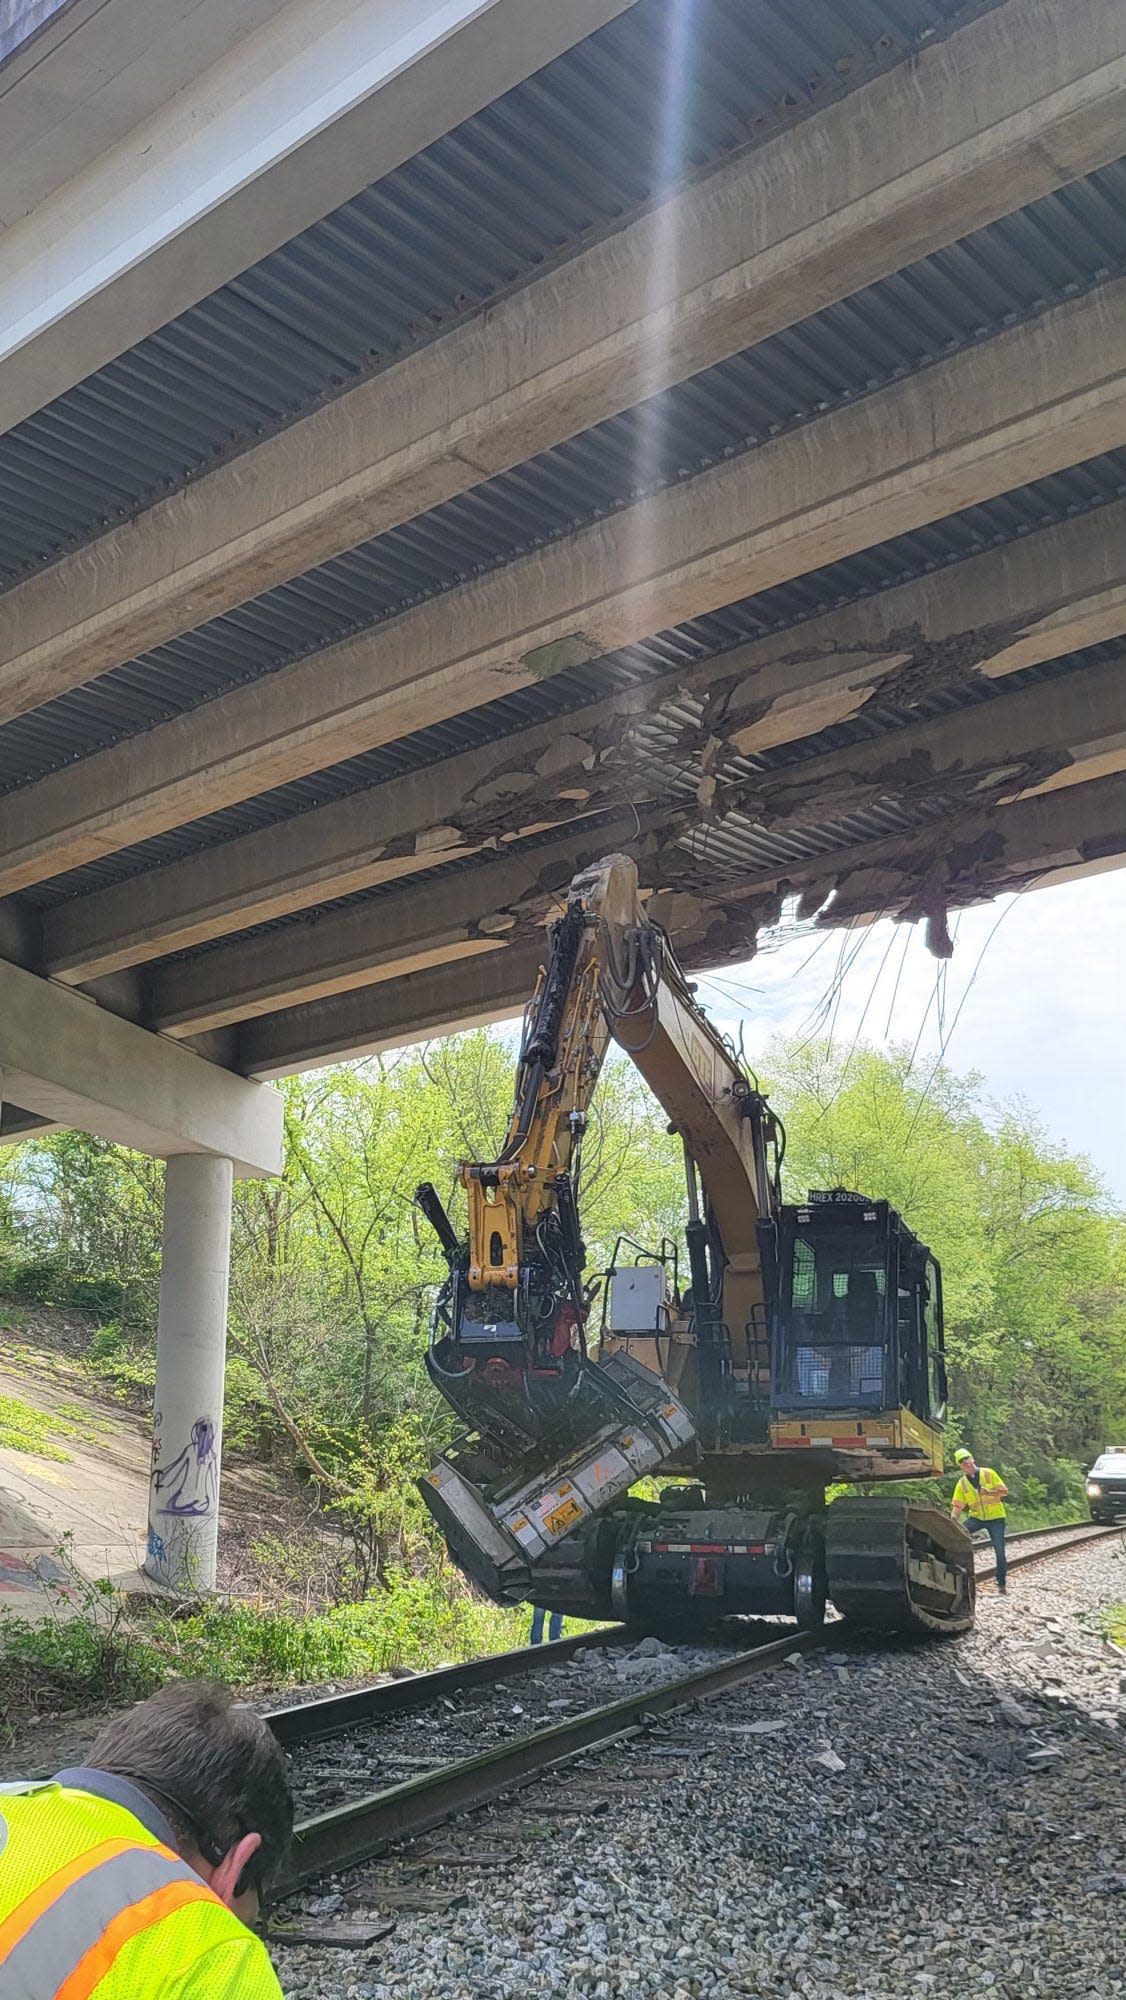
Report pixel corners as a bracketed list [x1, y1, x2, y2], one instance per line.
[272, 1535, 1126, 2000]
[281, 1532, 1086, 1817]
[284, 1631, 774, 1818]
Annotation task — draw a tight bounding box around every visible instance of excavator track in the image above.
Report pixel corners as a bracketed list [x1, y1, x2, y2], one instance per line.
[826, 1497, 975, 1635]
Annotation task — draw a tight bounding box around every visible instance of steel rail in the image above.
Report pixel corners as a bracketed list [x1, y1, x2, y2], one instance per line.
[264, 1623, 630, 1747]
[976, 1520, 1120, 1583]
[279, 1628, 815, 1891]
[1003, 1521, 1106, 1545]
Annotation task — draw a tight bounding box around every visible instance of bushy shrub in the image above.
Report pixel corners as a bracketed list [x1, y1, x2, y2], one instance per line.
[220, 1355, 275, 1455]
[87, 1320, 127, 1362]
[67, 1274, 126, 1316]
[86, 1322, 155, 1408]
[0, 1253, 70, 1305]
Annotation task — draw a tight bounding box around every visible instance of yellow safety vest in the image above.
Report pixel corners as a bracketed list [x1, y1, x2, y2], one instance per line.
[0, 1777, 283, 1999]
[953, 1466, 1006, 1521]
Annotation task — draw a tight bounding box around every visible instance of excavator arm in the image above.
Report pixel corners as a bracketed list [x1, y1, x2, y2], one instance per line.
[605, 902, 783, 1429]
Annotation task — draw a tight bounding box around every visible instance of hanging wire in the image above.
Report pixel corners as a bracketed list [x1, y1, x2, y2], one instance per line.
[791, 907, 890, 1055]
[789, 907, 844, 984]
[790, 926, 851, 1049]
[902, 883, 1037, 1149]
[695, 968, 768, 1011]
[810, 917, 903, 1123]
[903, 957, 944, 1082]
[882, 923, 914, 1040]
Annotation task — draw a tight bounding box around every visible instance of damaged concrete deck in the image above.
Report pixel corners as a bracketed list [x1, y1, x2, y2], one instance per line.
[0, 0, 1124, 1087]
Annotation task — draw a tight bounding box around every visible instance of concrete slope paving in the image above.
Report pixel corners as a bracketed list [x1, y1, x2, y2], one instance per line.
[0, 1361, 153, 1614]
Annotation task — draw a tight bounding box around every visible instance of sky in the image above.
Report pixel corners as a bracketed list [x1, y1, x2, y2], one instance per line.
[690, 868, 1126, 1203]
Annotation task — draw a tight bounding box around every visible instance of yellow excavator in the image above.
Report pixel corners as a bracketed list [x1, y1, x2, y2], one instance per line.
[415, 854, 975, 1636]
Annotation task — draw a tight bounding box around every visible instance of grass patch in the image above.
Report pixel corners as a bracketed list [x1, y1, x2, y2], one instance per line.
[1102, 1605, 1126, 1649]
[0, 1553, 548, 1731]
[0, 1393, 73, 1461]
[0, 1388, 114, 1459]
[145, 1572, 528, 1690]
[52, 1400, 115, 1439]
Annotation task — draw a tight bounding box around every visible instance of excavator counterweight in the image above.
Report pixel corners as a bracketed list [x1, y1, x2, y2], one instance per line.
[416, 854, 975, 1638]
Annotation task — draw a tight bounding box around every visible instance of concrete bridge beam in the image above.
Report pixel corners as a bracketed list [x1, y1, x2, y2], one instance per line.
[141, 654, 1126, 1037]
[0, 956, 282, 1174]
[146, 813, 650, 1038]
[2, 279, 1124, 899]
[35, 492, 1126, 986]
[230, 770, 1126, 1074]
[0, 0, 636, 436]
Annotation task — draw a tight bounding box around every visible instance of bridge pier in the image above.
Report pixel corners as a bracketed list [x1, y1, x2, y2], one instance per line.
[145, 1154, 235, 1595]
[0, 958, 279, 1596]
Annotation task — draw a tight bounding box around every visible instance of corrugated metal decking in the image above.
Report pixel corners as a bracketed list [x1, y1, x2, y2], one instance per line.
[0, 0, 1123, 1070]
[1, 164, 1123, 798]
[0, 0, 999, 586]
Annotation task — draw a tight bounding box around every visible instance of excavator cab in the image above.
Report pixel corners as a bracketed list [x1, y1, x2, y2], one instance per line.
[767, 1188, 947, 1473]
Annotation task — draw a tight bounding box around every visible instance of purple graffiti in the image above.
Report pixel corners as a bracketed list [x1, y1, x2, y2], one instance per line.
[152, 1416, 218, 1518]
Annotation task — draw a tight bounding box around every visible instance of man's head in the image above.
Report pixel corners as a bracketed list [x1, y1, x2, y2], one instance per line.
[954, 1447, 978, 1476]
[88, 1679, 293, 1922]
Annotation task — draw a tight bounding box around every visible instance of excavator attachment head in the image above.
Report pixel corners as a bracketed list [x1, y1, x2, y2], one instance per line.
[418, 1350, 696, 1604]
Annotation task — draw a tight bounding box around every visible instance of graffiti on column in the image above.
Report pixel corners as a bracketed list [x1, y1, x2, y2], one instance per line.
[147, 1416, 220, 1587]
[152, 1416, 219, 1518]
[146, 1513, 208, 1588]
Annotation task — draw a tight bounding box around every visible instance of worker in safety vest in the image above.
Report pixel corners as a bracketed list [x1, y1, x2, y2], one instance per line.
[0, 1678, 292, 1997]
[951, 1445, 1010, 1591]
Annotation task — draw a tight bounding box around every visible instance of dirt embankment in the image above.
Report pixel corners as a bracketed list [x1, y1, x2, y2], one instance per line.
[0, 1309, 323, 1611]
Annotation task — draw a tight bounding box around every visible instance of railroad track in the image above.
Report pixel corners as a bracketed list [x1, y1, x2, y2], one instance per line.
[262, 1520, 1106, 1752]
[263, 1621, 632, 1749]
[976, 1518, 1119, 1581]
[271, 1519, 1119, 1898]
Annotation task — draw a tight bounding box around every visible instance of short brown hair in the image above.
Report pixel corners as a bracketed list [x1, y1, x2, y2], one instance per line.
[89, 1679, 293, 1888]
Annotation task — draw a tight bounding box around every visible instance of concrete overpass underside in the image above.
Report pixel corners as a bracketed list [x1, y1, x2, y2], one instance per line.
[2, 0, 1125, 1594]
[1, 0, 1125, 1108]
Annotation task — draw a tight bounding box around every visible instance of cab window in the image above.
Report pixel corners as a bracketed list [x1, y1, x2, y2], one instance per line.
[923, 1257, 946, 1420]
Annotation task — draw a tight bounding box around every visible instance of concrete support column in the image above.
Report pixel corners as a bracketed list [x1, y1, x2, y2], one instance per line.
[145, 1153, 234, 1594]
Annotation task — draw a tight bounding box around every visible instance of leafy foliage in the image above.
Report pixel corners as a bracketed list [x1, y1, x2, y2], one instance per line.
[0, 1542, 534, 1729]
